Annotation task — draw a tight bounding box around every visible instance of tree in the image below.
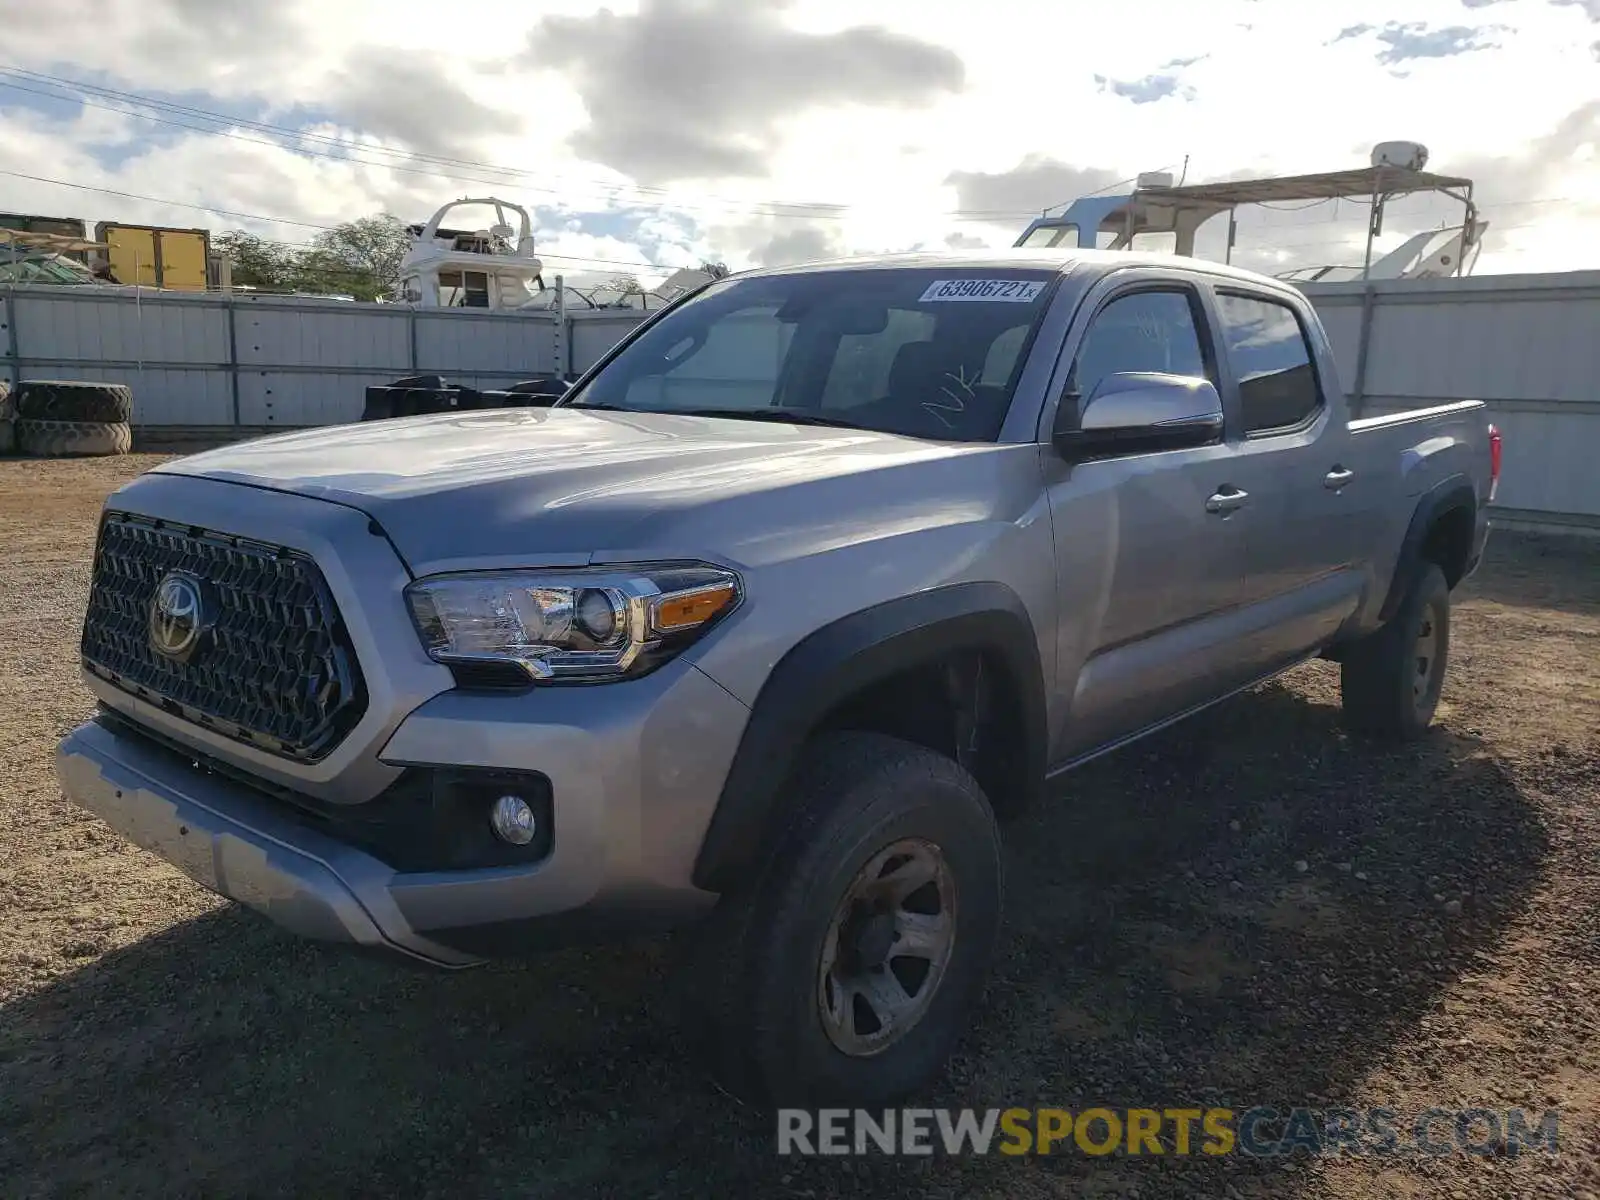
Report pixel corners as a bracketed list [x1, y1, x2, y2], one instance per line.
[304, 214, 412, 301]
[213, 231, 300, 291]
[699, 260, 731, 278]
[604, 274, 644, 296]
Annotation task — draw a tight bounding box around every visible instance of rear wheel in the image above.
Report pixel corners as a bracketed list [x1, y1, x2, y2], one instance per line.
[684, 732, 1003, 1108]
[1341, 561, 1451, 739]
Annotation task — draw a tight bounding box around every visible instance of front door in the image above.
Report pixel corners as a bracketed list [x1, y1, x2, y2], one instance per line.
[1043, 281, 1252, 762]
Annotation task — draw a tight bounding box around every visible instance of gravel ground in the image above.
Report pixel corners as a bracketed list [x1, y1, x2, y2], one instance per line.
[1, 454, 1597, 1199]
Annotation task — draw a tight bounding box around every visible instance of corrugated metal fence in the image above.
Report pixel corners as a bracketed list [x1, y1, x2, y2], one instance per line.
[0, 285, 643, 431]
[5, 270, 1598, 529]
[1301, 270, 1600, 533]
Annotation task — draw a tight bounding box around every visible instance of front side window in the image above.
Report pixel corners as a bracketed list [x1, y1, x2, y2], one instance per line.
[564, 268, 1060, 442]
[1215, 293, 1323, 433]
[1070, 289, 1209, 402]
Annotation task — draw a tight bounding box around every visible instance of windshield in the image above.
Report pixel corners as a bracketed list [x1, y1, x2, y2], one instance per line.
[561, 267, 1061, 441]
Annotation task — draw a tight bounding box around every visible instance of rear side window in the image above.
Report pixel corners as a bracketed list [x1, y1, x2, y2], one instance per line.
[1071, 289, 1208, 401]
[1216, 293, 1323, 433]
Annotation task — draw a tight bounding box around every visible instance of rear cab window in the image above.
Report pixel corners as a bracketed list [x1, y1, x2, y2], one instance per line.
[1214, 292, 1324, 434]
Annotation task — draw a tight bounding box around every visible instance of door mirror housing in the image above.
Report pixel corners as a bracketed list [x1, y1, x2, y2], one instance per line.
[1053, 372, 1224, 460]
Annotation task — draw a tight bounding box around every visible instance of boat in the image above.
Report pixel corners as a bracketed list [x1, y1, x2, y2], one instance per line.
[1013, 142, 1485, 283]
[398, 198, 545, 310]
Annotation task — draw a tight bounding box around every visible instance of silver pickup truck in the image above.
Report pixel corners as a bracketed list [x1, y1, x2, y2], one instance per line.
[56, 249, 1497, 1107]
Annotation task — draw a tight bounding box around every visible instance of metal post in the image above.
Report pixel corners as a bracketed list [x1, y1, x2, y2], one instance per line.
[1350, 284, 1378, 420]
[1362, 188, 1383, 281]
[1225, 210, 1237, 265]
[553, 274, 567, 379]
[225, 300, 242, 427]
[3, 286, 19, 389]
[408, 307, 419, 371]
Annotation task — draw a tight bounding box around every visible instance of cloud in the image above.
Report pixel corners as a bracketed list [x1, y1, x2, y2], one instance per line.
[749, 224, 844, 267]
[320, 48, 522, 159]
[944, 232, 990, 250]
[1460, 0, 1510, 7]
[1, 0, 310, 95]
[1094, 72, 1193, 104]
[524, 0, 964, 184]
[946, 156, 1124, 217]
[1379, 22, 1503, 62]
[1551, 0, 1600, 19]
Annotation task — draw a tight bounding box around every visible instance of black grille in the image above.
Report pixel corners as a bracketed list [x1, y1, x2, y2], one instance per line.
[81, 512, 367, 762]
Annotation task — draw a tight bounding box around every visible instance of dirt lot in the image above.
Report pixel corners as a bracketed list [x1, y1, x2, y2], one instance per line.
[1, 454, 1597, 1200]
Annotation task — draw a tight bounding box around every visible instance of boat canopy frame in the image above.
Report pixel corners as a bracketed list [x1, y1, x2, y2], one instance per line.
[1014, 165, 1479, 280]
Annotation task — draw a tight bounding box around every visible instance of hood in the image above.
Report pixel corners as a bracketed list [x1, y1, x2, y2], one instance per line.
[156, 408, 989, 573]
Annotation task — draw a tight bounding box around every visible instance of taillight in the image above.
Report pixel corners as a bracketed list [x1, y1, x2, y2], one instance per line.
[1488, 423, 1502, 502]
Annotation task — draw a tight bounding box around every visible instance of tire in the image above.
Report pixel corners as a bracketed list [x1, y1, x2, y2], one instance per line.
[1341, 561, 1450, 739]
[16, 380, 134, 424]
[683, 731, 1004, 1108]
[0, 419, 13, 456]
[17, 419, 132, 457]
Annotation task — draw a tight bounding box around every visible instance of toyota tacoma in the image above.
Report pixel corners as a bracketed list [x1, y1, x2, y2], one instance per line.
[56, 249, 1498, 1107]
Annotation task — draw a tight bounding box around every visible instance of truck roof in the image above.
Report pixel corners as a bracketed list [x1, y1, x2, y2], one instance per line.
[741, 247, 1299, 290]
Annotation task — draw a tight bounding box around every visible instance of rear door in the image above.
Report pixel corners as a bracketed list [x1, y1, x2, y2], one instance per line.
[1041, 275, 1253, 761]
[1205, 287, 1366, 672]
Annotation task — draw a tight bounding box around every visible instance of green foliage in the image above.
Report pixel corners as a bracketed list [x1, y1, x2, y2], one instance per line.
[214, 215, 412, 300]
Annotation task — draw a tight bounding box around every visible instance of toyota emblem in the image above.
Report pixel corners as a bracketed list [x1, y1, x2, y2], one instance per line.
[148, 572, 210, 662]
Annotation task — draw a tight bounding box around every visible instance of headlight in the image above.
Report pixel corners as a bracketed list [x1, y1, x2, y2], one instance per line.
[405, 563, 742, 685]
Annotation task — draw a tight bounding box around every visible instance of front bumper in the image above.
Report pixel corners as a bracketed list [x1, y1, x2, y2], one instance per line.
[56, 658, 749, 967]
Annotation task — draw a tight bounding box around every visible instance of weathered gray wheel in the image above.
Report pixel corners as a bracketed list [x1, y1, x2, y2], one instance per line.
[1341, 561, 1451, 739]
[683, 731, 1002, 1108]
[818, 837, 959, 1057]
[17, 418, 132, 458]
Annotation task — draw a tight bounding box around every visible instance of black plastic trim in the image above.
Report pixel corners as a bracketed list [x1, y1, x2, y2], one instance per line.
[1378, 473, 1478, 622]
[691, 581, 1046, 892]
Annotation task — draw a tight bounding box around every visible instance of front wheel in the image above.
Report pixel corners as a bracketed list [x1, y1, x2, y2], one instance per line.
[1340, 561, 1451, 739]
[684, 732, 1003, 1108]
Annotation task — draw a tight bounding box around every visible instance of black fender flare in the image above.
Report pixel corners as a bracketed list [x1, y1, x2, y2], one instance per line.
[1378, 473, 1477, 622]
[692, 581, 1047, 893]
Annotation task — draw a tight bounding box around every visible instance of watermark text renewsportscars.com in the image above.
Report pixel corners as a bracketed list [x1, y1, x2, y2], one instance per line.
[777, 1106, 1561, 1158]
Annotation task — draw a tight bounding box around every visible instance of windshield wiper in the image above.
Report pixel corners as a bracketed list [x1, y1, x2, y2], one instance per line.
[666, 406, 867, 430]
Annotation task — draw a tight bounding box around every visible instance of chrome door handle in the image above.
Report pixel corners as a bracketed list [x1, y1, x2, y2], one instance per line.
[1324, 467, 1355, 491]
[1205, 487, 1249, 515]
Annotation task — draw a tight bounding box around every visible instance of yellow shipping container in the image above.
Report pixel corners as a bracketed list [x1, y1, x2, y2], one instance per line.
[94, 223, 211, 291]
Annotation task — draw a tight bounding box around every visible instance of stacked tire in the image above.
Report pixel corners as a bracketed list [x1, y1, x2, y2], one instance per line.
[14, 381, 133, 457]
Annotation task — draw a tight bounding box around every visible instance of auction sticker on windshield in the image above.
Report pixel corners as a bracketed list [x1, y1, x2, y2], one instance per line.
[919, 279, 1047, 302]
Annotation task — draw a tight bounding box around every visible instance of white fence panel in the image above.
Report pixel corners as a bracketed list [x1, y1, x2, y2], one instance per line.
[235, 302, 409, 372]
[238, 370, 403, 427]
[416, 311, 557, 378]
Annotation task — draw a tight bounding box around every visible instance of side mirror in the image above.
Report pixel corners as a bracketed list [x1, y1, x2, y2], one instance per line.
[1053, 372, 1223, 460]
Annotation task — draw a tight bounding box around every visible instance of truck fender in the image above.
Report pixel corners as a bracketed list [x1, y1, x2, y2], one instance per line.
[1378, 473, 1478, 623]
[691, 582, 1047, 893]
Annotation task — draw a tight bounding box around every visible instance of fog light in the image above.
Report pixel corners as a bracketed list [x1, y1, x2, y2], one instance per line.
[489, 794, 538, 845]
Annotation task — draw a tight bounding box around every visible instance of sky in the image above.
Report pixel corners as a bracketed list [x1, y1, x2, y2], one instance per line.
[0, 0, 1595, 286]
